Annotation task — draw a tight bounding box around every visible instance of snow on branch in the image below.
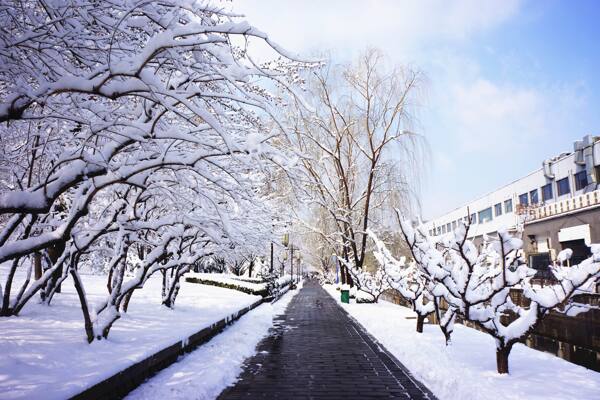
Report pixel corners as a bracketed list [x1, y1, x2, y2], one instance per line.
[397, 212, 600, 374]
[0, 0, 310, 343]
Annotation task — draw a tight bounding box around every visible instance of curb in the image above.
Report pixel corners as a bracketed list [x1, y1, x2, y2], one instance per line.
[69, 298, 265, 400]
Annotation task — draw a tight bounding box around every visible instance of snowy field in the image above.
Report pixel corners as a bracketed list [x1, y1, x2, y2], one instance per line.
[324, 285, 600, 400]
[0, 272, 262, 400]
[127, 282, 301, 399]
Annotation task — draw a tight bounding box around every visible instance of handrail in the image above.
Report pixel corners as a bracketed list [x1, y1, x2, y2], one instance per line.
[520, 190, 600, 222]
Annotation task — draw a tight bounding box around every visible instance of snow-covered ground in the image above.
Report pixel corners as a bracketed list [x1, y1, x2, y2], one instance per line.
[0, 272, 262, 400]
[324, 284, 600, 400]
[126, 282, 301, 399]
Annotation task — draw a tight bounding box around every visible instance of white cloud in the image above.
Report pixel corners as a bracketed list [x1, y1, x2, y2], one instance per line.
[439, 77, 588, 153]
[451, 79, 545, 150]
[235, 0, 522, 58]
[232, 0, 592, 219]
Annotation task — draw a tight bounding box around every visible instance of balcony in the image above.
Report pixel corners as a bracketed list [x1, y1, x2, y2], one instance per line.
[517, 189, 600, 223]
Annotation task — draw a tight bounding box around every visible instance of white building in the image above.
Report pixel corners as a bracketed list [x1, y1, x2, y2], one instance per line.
[424, 134, 600, 270]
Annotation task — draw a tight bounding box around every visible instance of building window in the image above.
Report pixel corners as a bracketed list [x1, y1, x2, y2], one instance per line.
[557, 177, 570, 196]
[494, 203, 502, 217]
[575, 171, 588, 191]
[470, 213, 476, 224]
[504, 199, 513, 213]
[452, 221, 457, 230]
[437, 227, 441, 235]
[530, 189, 538, 205]
[478, 207, 493, 224]
[541, 183, 553, 202]
[446, 223, 451, 232]
[519, 193, 529, 206]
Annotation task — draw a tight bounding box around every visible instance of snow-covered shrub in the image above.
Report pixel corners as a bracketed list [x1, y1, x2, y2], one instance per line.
[257, 257, 283, 299]
[186, 270, 292, 300]
[341, 250, 392, 303]
[186, 273, 270, 297]
[399, 213, 600, 374]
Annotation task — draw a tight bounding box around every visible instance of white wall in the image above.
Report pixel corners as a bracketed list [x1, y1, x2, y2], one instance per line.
[424, 137, 600, 238]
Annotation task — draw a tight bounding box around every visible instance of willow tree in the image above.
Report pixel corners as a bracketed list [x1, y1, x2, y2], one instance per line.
[290, 49, 424, 282]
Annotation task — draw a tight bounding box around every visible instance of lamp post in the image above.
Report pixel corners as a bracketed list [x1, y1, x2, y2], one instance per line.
[281, 251, 287, 277]
[270, 241, 274, 273]
[270, 219, 279, 274]
[282, 232, 291, 281]
[290, 244, 294, 283]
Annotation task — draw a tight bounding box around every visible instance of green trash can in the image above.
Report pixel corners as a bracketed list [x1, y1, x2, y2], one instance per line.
[341, 289, 350, 304]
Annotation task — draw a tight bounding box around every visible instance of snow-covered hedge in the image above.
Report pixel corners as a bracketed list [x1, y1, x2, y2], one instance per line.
[186, 273, 293, 299]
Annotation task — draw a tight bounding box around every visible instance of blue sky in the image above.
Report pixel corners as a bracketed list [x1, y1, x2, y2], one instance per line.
[236, 0, 600, 219]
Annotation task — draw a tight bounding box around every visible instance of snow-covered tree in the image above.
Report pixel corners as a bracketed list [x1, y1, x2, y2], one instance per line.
[0, 0, 309, 343]
[399, 215, 600, 374]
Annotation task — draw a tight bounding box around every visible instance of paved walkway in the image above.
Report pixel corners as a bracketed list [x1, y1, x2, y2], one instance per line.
[218, 280, 436, 399]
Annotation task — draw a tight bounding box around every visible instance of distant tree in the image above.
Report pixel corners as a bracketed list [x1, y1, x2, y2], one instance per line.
[229, 261, 247, 277]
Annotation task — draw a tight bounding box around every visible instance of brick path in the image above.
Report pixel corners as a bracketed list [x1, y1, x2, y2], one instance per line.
[218, 280, 437, 399]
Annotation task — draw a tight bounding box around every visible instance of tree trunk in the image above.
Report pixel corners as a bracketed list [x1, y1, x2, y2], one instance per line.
[34, 252, 42, 280]
[347, 270, 354, 288]
[122, 290, 134, 313]
[1, 259, 18, 316]
[416, 314, 425, 333]
[496, 344, 513, 374]
[71, 269, 94, 343]
[248, 259, 254, 277]
[441, 327, 452, 345]
[47, 241, 65, 293]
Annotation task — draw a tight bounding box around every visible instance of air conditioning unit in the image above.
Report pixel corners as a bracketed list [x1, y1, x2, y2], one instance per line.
[574, 139, 585, 165]
[542, 159, 555, 179]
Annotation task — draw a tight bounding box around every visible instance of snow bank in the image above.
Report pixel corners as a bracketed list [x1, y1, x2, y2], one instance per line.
[0, 273, 261, 400]
[324, 285, 600, 400]
[126, 285, 299, 399]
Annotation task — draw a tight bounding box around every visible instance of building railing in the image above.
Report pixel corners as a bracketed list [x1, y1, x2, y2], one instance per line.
[518, 189, 600, 222]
